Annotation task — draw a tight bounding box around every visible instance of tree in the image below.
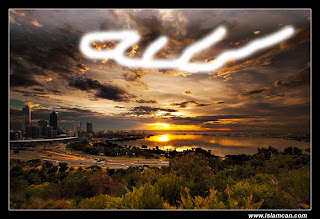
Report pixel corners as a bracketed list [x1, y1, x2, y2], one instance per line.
[257, 146, 279, 160]
[278, 165, 310, 208]
[178, 186, 263, 209]
[169, 152, 215, 197]
[58, 163, 68, 173]
[78, 194, 108, 209]
[106, 184, 164, 209]
[42, 161, 53, 170]
[283, 146, 302, 155]
[87, 172, 117, 196]
[154, 173, 185, 206]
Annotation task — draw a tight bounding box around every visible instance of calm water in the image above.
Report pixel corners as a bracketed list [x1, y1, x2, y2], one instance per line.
[115, 133, 310, 157]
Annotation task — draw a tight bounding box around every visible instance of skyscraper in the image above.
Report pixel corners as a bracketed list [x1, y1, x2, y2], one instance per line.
[87, 122, 93, 133]
[38, 120, 48, 137]
[74, 121, 81, 132]
[22, 105, 31, 133]
[49, 111, 58, 130]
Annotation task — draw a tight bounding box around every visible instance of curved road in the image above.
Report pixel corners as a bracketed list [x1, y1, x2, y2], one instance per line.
[10, 143, 169, 169]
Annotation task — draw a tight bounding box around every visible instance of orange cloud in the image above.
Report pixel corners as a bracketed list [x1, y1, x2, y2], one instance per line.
[30, 19, 43, 27]
[126, 44, 139, 57]
[26, 102, 40, 108]
[45, 77, 53, 82]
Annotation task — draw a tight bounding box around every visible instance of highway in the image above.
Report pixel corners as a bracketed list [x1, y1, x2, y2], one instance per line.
[10, 137, 79, 144]
[10, 142, 169, 169]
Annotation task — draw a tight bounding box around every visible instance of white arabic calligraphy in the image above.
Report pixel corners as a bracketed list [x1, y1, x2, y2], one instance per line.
[80, 25, 295, 73]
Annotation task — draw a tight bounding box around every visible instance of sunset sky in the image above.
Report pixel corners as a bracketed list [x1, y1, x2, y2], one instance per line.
[9, 9, 311, 132]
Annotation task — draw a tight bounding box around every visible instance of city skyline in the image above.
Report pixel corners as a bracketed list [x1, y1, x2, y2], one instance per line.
[9, 9, 311, 132]
[14, 103, 95, 133]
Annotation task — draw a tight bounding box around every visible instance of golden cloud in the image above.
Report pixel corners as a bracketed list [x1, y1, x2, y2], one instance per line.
[45, 77, 53, 82]
[26, 102, 40, 108]
[126, 44, 139, 57]
[30, 19, 43, 27]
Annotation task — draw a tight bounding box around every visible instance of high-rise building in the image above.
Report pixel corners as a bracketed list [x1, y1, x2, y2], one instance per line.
[87, 122, 93, 133]
[22, 105, 31, 133]
[38, 120, 48, 137]
[74, 121, 81, 133]
[30, 125, 42, 138]
[44, 125, 57, 138]
[49, 111, 58, 130]
[38, 120, 47, 127]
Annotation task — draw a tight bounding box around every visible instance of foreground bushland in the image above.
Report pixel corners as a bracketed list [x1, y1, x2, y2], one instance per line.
[10, 146, 310, 209]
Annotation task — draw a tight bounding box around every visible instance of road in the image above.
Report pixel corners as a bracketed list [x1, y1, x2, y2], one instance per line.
[10, 143, 169, 169]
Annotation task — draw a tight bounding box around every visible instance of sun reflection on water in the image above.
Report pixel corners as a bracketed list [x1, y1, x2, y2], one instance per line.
[151, 134, 170, 142]
[147, 134, 202, 142]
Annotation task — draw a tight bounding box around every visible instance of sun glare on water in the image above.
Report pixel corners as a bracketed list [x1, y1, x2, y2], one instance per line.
[153, 134, 170, 142]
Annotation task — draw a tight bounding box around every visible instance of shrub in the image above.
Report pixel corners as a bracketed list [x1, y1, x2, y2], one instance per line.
[154, 173, 186, 206]
[169, 152, 215, 197]
[278, 165, 310, 208]
[78, 194, 108, 209]
[106, 184, 163, 209]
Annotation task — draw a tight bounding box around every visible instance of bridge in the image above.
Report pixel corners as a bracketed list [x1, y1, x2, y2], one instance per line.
[10, 137, 79, 144]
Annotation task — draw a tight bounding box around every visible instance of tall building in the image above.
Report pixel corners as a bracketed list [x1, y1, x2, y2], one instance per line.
[30, 125, 41, 138]
[49, 111, 58, 130]
[74, 121, 81, 132]
[22, 105, 31, 133]
[87, 122, 93, 133]
[38, 120, 48, 137]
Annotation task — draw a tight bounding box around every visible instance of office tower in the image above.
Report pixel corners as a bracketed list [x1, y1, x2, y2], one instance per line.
[22, 105, 31, 133]
[45, 126, 54, 138]
[87, 122, 93, 133]
[38, 120, 48, 137]
[74, 121, 81, 132]
[30, 125, 41, 138]
[38, 120, 47, 127]
[49, 111, 58, 130]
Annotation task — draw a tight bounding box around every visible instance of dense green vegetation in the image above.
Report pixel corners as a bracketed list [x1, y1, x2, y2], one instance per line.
[67, 139, 168, 159]
[10, 146, 310, 209]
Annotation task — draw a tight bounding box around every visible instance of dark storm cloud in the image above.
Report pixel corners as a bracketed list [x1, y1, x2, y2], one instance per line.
[95, 85, 136, 102]
[68, 77, 101, 91]
[240, 64, 310, 97]
[196, 103, 212, 107]
[128, 13, 167, 55]
[10, 72, 41, 87]
[273, 64, 310, 89]
[126, 106, 178, 116]
[168, 115, 255, 125]
[136, 99, 157, 104]
[10, 11, 88, 90]
[241, 88, 268, 96]
[68, 77, 136, 102]
[170, 100, 211, 108]
[10, 58, 44, 87]
[11, 86, 61, 99]
[11, 89, 46, 97]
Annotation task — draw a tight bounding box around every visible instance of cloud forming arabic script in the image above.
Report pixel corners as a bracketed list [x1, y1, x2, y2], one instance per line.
[80, 25, 295, 73]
